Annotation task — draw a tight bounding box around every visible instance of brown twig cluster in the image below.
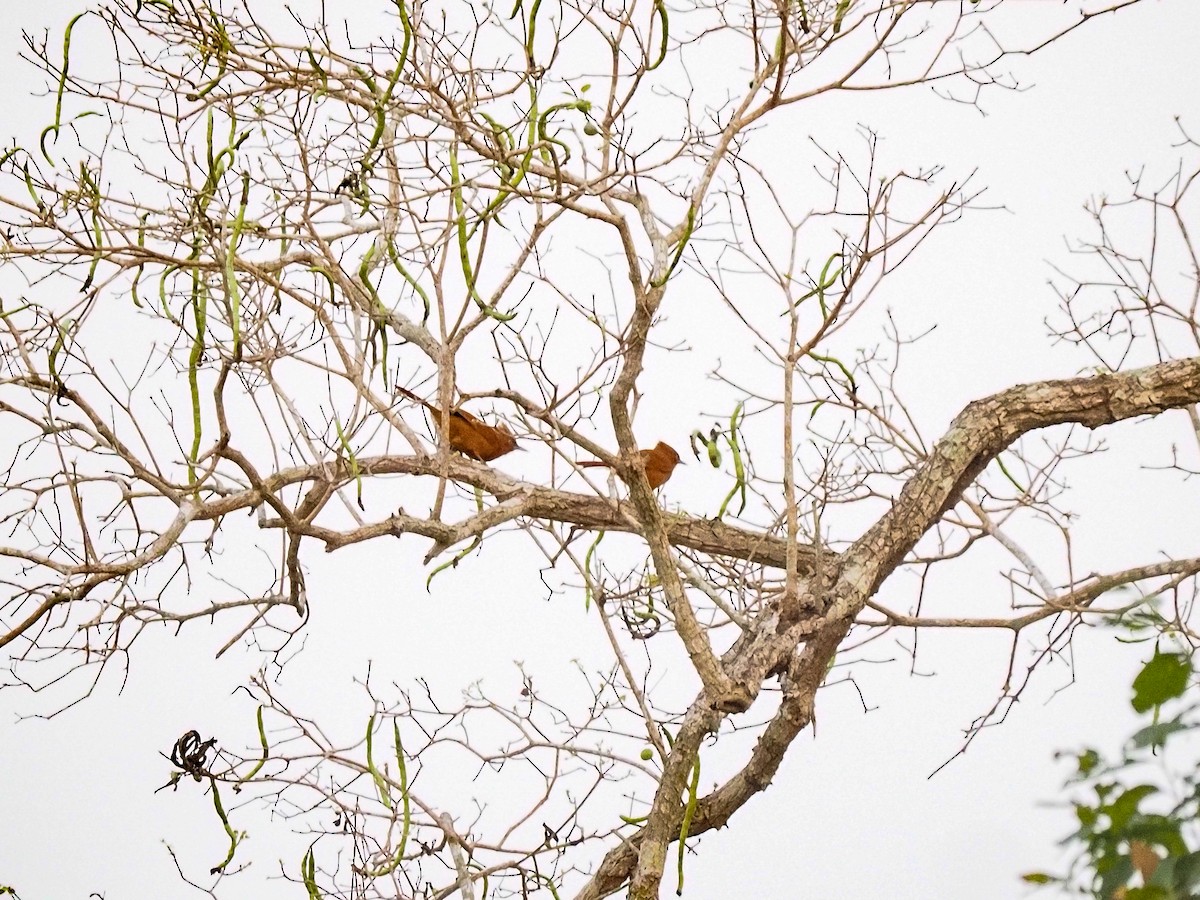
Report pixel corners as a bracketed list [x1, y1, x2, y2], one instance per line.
[0, 2, 1193, 898]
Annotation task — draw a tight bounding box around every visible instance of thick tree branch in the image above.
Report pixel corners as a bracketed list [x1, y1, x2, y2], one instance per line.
[838, 357, 1200, 605]
[577, 620, 851, 899]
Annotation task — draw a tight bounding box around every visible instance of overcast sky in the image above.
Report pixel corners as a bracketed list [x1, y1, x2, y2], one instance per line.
[2, 2, 1200, 898]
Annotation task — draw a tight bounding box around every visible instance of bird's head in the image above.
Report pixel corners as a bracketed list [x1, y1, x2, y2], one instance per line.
[655, 442, 683, 465]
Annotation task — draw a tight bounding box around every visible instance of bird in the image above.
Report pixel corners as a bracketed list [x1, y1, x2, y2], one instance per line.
[395, 386, 519, 462]
[578, 441, 683, 489]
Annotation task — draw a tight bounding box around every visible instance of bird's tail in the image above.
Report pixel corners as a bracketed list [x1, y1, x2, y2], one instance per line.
[395, 385, 440, 414]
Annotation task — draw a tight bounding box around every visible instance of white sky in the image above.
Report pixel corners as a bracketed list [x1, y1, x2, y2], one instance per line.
[2, 2, 1199, 898]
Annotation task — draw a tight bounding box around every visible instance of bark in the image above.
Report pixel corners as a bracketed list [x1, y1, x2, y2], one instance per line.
[836, 357, 1200, 609]
[575, 357, 1200, 898]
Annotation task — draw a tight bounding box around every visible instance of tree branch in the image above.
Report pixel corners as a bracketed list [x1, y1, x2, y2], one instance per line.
[838, 358, 1200, 605]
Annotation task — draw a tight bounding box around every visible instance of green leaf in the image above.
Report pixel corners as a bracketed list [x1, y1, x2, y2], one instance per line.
[1020, 872, 1055, 884]
[1077, 748, 1101, 776]
[1130, 719, 1192, 749]
[1131, 652, 1192, 713]
[1097, 856, 1135, 898]
[1126, 815, 1186, 856]
[1124, 886, 1171, 899]
[1076, 803, 1098, 828]
[1173, 850, 1200, 889]
[1103, 784, 1158, 831]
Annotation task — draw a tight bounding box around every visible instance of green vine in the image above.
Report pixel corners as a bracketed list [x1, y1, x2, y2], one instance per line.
[208, 780, 245, 874]
[386, 239, 431, 324]
[77, 161, 104, 291]
[130, 213, 149, 307]
[365, 714, 393, 812]
[426, 488, 487, 589]
[224, 171, 250, 355]
[362, 721, 412, 877]
[648, 0, 670, 71]
[238, 705, 269, 784]
[361, 0, 413, 175]
[186, 242, 207, 487]
[301, 845, 322, 899]
[676, 753, 701, 893]
[787, 251, 842, 316]
[718, 403, 748, 517]
[832, 0, 852, 34]
[450, 142, 516, 321]
[995, 454, 1027, 494]
[583, 530, 606, 609]
[40, 12, 90, 165]
[334, 416, 365, 510]
[157, 264, 183, 326]
[47, 317, 75, 399]
[651, 204, 696, 288]
[691, 403, 749, 519]
[509, 0, 545, 69]
[304, 47, 328, 93]
[807, 350, 857, 397]
[185, 9, 232, 101]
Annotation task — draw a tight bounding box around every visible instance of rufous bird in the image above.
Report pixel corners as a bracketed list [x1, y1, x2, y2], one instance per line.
[578, 441, 683, 489]
[396, 386, 518, 462]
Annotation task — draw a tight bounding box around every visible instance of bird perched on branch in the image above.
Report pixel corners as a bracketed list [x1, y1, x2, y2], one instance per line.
[578, 441, 683, 489]
[395, 386, 519, 462]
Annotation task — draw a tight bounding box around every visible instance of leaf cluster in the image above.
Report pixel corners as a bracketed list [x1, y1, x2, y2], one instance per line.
[1026, 651, 1200, 899]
